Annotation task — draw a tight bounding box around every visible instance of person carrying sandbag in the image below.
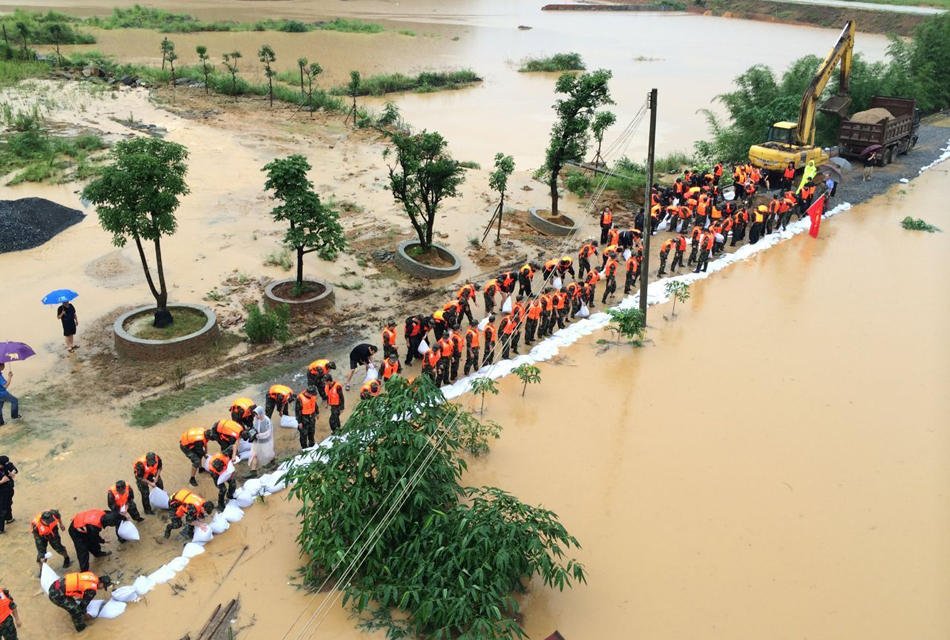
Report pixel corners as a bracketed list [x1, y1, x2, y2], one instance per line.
[32, 510, 71, 577]
[67, 510, 122, 572]
[164, 489, 214, 540]
[207, 454, 237, 511]
[132, 452, 164, 516]
[48, 572, 112, 632]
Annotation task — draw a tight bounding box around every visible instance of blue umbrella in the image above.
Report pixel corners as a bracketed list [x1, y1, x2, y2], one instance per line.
[0, 342, 35, 363]
[41, 289, 79, 305]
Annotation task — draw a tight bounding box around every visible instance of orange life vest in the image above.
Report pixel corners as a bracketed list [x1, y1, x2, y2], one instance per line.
[360, 380, 381, 398]
[423, 350, 441, 369]
[483, 279, 498, 295]
[607, 228, 620, 247]
[109, 484, 131, 509]
[600, 209, 613, 226]
[134, 455, 160, 481]
[308, 359, 331, 376]
[625, 256, 639, 272]
[465, 327, 480, 348]
[438, 337, 455, 357]
[214, 420, 243, 441]
[768, 199, 781, 214]
[0, 590, 11, 621]
[527, 301, 542, 320]
[230, 397, 255, 419]
[543, 258, 558, 272]
[172, 489, 207, 519]
[554, 292, 568, 310]
[180, 427, 207, 448]
[660, 239, 674, 254]
[519, 263, 534, 279]
[32, 512, 61, 538]
[297, 391, 317, 415]
[325, 381, 343, 406]
[457, 283, 476, 301]
[63, 572, 99, 598]
[382, 328, 396, 347]
[783, 165, 795, 180]
[71, 509, 106, 530]
[585, 270, 601, 286]
[483, 324, 497, 343]
[604, 258, 619, 277]
[268, 384, 293, 401]
[578, 243, 596, 259]
[382, 359, 401, 380]
[207, 453, 231, 477]
[501, 317, 517, 335]
[676, 236, 687, 251]
[450, 332, 465, 354]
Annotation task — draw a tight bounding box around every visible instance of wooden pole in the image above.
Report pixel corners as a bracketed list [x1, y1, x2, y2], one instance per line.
[639, 88, 658, 321]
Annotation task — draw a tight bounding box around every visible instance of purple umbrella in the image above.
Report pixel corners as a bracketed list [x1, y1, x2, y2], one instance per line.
[0, 342, 36, 364]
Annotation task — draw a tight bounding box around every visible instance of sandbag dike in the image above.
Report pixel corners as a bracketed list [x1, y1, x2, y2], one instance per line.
[0, 198, 86, 253]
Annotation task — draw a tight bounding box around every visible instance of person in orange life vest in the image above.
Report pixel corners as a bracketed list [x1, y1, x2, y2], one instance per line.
[537, 289, 554, 337]
[179, 427, 208, 487]
[481, 315, 498, 367]
[67, 509, 122, 572]
[567, 281, 585, 317]
[206, 419, 244, 459]
[686, 225, 703, 266]
[601, 254, 619, 304]
[556, 256, 576, 281]
[710, 222, 725, 255]
[713, 162, 724, 185]
[482, 278, 500, 315]
[694, 231, 715, 273]
[436, 333, 455, 386]
[656, 238, 674, 277]
[132, 452, 163, 515]
[441, 299, 461, 330]
[229, 397, 256, 431]
[497, 270, 517, 296]
[798, 180, 817, 215]
[749, 204, 767, 244]
[164, 489, 214, 540]
[264, 384, 295, 421]
[779, 194, 794, 230]
[32, 509, 71, 573]
[606, 226, 620, 249]
[599, 206, 613, 245]
[207, 453, 237, 510]
[306, 359, 336, 399]
[359, 379, 382, 400]
[577, 240, 598, 279]
[518, 262, 537, 297]
[499, 313, 519, 360]
[783, 161, 796, 191]
[48, 572, 111, 632]
[421, 346, 441, 382]
[670, 234, 687, 272]
[673, 177, 684, 197]
[463, 324, 481, 375]
[455, 282, 477, 326]
[448, 328, 465, 381]
[623, 254, 640, 295]
[294, 387, 319, 450]
[403, 315, 425, 366]
[553, 289, 569, 329]
[381, 352, 402, 383]
[106, 479, 143, 530]
[324, 375, 345, 433]
[381, 319, 399, 360]
[766, 194, 782, 235]
[431, 308, 448, 342]
[732, 208, 749, 246]
[523, 298, 542, 346]
[0, 585, 21, 638]
[540, 258, 558, 283]
[583, 270, 601, 308]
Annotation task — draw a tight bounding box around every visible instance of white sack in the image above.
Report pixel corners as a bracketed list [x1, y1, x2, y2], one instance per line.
[149, 565, 176, 584]
[279, 415, 298, 429]
[166, 556, 189, 572]
[222, 503, 244, 522]
[364, 364, 379, 383]
[148, 487, 170, 510]
[552, 276, 563, 291]
[216, 461, 236, 485]
[40, 563, 60, 592]
[192, 524, 213, 543]
[501, 295, 512, 313]
[623, 249, 632, 261]
[242, 478, 263, 496]
[182, 542, 206, 559]
[417, 338, 429, 355]
[209, 513, 230, 534]
[132, 575, 155, 596]
[110, 586, 139, 603]
[117, 520, 140, 541]
[657, 218, 670, 232]
[477, 317, 490, 332]
[715, 233, 724, 243]
[232, 490, 255, 508]
[237, 439, 252, 457]
[576, 304, 591, 319]
[86, 600, 105, 618]
[97, 600, 127, 619]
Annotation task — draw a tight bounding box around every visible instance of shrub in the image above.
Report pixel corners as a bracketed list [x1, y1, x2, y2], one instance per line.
[244, 303, 290, 343]
[900, 216, 941, 233]
[565, 170, 593, 196]
[520, 52, 585, 73]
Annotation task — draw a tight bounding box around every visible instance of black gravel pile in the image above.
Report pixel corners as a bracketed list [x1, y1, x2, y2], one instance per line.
[0, 197, 86, 253]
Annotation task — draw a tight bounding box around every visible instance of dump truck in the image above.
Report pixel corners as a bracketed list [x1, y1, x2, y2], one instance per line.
[837, 96, 919, 165]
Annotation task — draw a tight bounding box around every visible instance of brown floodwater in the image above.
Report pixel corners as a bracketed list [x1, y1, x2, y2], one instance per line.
[12, 0, 892, 165]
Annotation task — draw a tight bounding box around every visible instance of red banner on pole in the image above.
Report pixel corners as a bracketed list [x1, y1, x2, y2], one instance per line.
[807, 194, 827, 238]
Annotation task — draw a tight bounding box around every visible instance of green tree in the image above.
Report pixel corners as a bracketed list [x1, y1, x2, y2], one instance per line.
[345, 70, 360, 125]
[607, 307, 645, 345]
[487, 152, 515, 244]
[166, 41, 177, 88]
[222, 50, 242, 97]
[14, 21, 28, 57]
[196, 45, 212, 95]
[664, 280, 691, 318]
[304, 62, 322, 117]
[590, 110, 615, 167]
[82, 138, 190, 326]
[513, 363, 541, 397]
[470, 375, 498, 416]
[296, 56, 307, 96]
[48, 22, 64, 65]
[262, 154, 346, 289]
[160, 36, 172, 71]
[285, 376, 585, 639]
[385, 130, 466, 251]
[258, 43, 276, 107]
[544, 69, 612, 216]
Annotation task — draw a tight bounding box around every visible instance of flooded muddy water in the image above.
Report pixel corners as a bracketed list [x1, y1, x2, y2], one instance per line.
[15, 0, 892, 165]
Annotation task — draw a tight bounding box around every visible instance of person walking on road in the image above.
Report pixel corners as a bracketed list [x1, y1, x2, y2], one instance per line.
[294, 387, 319, 450]
[0, 457, 15, 533]
[57, 300, 78, 352]
[32, 509, 72, 575]
[132, 452, 164, 515]
[0, 365, 19, 426]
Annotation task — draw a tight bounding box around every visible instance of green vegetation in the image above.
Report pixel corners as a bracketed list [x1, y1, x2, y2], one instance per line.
[900, 216, 941, 232]
[664, 280, 691, 317]
[286, 376, 585, 638]
[0, 108, 108, 185]
[838, 0, 950, 8]
[317, 17, 384, 33]
[0, 59, 48, 86]
[244, 303, 291, 344]
[263, 248, 293, 270]
[330, 69, 481, 96]
[470, 376, 499, 415]
[697, 13, 950, 162]
[513, 363, 541, 397]
[126, 306, 207, 339]
[519, 52, 585, 73]
[607, 307, 646, 345]
[0, 10, 95, 48]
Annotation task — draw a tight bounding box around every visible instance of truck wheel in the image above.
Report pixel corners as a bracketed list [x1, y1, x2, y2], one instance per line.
[883, 148, 893, 165]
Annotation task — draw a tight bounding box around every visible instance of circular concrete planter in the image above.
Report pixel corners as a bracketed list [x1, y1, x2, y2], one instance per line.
[528, 207, 579, 236]
[394, 240, 462, 279]
[264, 278, 335, 316]
[114, 303, 218, 360]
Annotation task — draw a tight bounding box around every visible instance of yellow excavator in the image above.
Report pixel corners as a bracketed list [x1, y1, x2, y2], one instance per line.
[749, 20, 855, 172]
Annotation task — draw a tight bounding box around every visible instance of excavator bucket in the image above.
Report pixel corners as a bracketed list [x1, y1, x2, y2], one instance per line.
[819, 94, 852, 117]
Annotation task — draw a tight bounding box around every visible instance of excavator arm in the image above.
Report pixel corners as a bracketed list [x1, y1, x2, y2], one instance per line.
[797, 20, 855, 146]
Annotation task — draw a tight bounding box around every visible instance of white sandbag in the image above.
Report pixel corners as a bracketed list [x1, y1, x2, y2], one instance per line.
[44, 551, 52, 560]
[657, 218, 670, 232]
[477, 317, 490, 332]
[192, 524, 213, 543]
[242, 478, 263, 495]
[417, 338, 429, 355]
[723, 185, 736, 201]
[263, 469, 287, 492]
[364, 364, 379, 382]
[182, 542, 206, 559]
[216, 461, 236, 485]
[209, 513, 230, 534]
[40, 563, 60, 592]
[501, 295, 513, 313]
[86, 599, 105, 618]
[623, 248, 631, 261]
[149, 565, 176, 584]
[279, 415, 298, 429]
[552, 276, 563, 291]
[232, 489, 255, 508]
[599, 270, 607, 278]
[133, 575, 155, 596]
[110, 586, 139, 603]
[149, 486, 170, 510]
[167, 556, 189, 572]
[222, 503, 244, 522]
[117, 520, 140, 541]
[237, 439, 252, 457]
[715, 232, 724, 243]
[97, 600, 127, 619]
[576, 304, 591, 319]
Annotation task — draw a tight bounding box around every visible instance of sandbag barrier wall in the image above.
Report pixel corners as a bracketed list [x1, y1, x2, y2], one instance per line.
[39, 137, 950, 624]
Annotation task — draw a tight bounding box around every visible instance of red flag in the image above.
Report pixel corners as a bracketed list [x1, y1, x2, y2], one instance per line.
[807, 194, 826, 238]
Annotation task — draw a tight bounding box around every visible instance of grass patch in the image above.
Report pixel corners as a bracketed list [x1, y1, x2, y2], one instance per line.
[264, 248, 293, 270]
[318, 18, 384, 33]
[0, 9, 96, 45]
[123, 306, 208, 340]
[900, 216, 941, 232]
[0, 59, 49, 88]
[398, 29, 417, 37]
[458, 160, 481, 170]
[331, 69, 481, 96]
[519, 52, 585, 73]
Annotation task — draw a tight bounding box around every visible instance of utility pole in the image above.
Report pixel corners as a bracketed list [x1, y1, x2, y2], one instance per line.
[639, 88, 658, 320]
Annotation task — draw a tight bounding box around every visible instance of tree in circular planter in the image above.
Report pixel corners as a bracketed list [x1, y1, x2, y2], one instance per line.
[385, 129, 466, 255]
[82, 137, 189, 328]
[262, 154, 346, 297]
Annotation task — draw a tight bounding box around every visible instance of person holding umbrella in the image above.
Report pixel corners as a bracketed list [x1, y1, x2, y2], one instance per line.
[43, 289, 80, 352]
[0, 364, 19, 425]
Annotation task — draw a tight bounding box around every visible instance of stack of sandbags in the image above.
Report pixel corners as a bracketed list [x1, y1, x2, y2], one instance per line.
[850, 108, 893, 124]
